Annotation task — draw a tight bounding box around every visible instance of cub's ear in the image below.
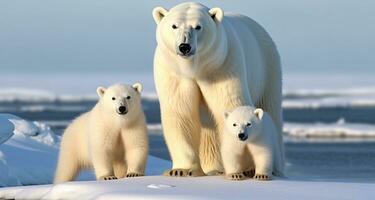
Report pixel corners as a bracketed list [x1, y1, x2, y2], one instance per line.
[254, 108, 264, 120]
[153, 6, 168, 24]
[132, 82, 143, 93]
[223, 111, 230, 119]
[96, 87, 106, 98]
[209, 7, 224, 22]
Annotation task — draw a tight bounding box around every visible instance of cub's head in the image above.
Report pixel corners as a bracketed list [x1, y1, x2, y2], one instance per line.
[153, 2, 224, 59]
[96, 83, 143, 116]
[223, 106, 264, 142]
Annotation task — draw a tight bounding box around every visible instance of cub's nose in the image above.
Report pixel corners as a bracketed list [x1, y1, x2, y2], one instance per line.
[179, 43, 191, 55]
[118, 106, 127, 114]
[238, 133, 248, 141]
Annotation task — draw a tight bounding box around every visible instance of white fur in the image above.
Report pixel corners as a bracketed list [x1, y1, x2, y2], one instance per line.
[153, 2, 283, 175]
[222, 106, 284, 178]
[54, 83, 148, 183]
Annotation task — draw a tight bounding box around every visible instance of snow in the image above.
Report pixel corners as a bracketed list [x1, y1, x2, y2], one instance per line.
[0, 114, 170, 187]
[1, 176, 374, 200]
[0, 115, 14, 145]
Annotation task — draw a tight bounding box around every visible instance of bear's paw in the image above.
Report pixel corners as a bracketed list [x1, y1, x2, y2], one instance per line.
[126, 172, 144, 178]
[226, 173, 246, 181]
[253, 174, 272, 181]
[163, 168, 205, 177]
[163, 169, 189, 177]
[243, 169, 255, 177]
[99, 175, 118, 181]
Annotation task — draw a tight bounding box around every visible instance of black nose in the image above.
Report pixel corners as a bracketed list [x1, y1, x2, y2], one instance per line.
[118, 106, 127, 114]
[238, 133, 247, 141]
[179, 43, 191, 55]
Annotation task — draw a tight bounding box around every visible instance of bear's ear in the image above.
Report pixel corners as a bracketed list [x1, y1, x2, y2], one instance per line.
[254, 108, 264, 120]
[209, 7, 224, 23]
[96, 87, 106, 98]
[132, 82, 143, 93]
[223, 111, 230, 119]
[153, 6, 168, 24]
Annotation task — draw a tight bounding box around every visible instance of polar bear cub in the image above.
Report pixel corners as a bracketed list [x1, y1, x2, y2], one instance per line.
[222, 106, 284, 181]
[54, 83, 148, 183]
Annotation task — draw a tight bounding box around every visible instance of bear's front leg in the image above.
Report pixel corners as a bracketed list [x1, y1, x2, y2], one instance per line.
[161, 108, 205, 177]
[122, 125, 148, 178]
[157, 78, 205, 177]
[221, 134, 248, 181]
[247, 143, 273, 181]
[90, 129, 117, 180]
[91, 147, 116, 181]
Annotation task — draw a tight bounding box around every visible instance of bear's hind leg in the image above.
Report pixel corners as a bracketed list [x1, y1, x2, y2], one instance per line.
[54, 154, 81, 184]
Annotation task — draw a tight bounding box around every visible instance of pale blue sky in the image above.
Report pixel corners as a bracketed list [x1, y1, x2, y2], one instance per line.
[0, 0, 374, 74]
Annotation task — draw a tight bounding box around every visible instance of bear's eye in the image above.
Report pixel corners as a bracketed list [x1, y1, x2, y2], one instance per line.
[112, 97, 116, 100]
[126, 96, 131, 100]
[195, 25, 201, 30]
[246, 123, 252, 127]
[172, 24, 178, 29]
[233, 123, 237, 127]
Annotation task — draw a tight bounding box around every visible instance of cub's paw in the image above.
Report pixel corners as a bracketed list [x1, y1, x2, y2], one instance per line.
[253, 174, 272, 181]
[163, 168, 205, 177]
[226, 173, 246, 181]
[126, 173, 144, 178]
[163, 169, 189, 177]
[242, 169, 255, 177]
[187, 168, 205, 177]
[99, 175, 117, 181]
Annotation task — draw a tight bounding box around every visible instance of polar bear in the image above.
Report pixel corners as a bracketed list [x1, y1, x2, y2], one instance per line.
[54, 83, 148, 183]
[152, 2, 283, 176]
[222, 106, 284, 181]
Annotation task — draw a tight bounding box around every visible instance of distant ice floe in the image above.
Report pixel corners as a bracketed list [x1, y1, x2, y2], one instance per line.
[2, 86, 375, 110]
[284, 119, 375, 140]
[0, 88, 159, 103]
[283, 87, 375, 109]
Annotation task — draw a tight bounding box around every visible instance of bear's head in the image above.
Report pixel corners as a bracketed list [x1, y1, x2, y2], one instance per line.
[223, 106, 264, 142]
[153, 2, 226, 76]
[96, 83, 143, 117]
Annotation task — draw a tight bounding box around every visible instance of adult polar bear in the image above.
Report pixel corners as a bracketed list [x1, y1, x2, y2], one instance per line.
[153, 2, 283, 176]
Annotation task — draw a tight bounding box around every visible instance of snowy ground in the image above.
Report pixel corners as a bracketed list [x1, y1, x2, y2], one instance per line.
[1, 176, 375, 200]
